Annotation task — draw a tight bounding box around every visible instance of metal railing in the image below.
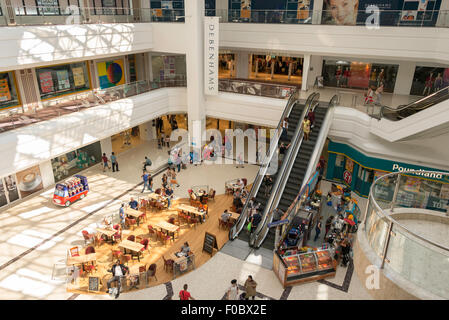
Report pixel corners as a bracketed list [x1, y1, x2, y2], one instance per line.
[249, 92, 319, 247]
[1, 6, 185, 25]
[365, 170, 449, 299]
[215, 9, 448, 28]
[228, 88, 300, 240]
[219, 78, 297, 99]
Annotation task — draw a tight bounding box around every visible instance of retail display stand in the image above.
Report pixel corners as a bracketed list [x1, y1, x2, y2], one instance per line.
[53, 174, 89, 207]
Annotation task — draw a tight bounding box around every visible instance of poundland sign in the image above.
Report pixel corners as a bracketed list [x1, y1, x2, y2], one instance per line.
[204, 16, 219, 95]
[392, 164, 444, 179]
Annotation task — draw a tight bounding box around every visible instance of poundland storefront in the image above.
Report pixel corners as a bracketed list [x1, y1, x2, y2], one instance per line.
[325, 140, 449, 212]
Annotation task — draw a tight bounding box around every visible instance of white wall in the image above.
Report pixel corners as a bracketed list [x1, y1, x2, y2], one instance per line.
[219, 24, 449, 65]
[39, 160, 55, 188]
[100, 137, 113, 156]
[0, 23, 153, 72]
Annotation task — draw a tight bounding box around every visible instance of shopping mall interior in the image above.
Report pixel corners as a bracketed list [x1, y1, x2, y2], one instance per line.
[0, 0, 448, 304]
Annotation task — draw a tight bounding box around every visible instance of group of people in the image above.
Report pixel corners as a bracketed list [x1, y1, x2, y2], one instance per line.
[101, 152, 119, 173]
[364, 83, 384, 105]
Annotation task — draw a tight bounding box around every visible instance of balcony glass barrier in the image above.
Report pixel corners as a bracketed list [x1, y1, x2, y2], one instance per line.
[365, 170, 449, 299]
[2, 6, 184, 25]
[216, 9, 449, 28]
[218, 78, 297, 99]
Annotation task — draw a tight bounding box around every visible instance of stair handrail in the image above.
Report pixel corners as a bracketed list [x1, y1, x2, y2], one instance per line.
[228, 89, 300, 240]
[252, 94, 336, 248]
[249, 92, 320, 247]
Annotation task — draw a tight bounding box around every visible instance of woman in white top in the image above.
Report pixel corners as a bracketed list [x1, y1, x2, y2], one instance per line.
[227, 279, 239, 300]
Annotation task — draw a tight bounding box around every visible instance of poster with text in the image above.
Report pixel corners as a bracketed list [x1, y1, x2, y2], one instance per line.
[72, 67, 85, 87]
[0, 79, 11, 102]
[39, 71, 54, 93]
[16, 165, 43, 198]
[97, 60, 125, 89]
[56, 70, 71, 90]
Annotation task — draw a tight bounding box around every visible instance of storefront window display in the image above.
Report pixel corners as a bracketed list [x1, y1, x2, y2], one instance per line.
[36, 62, 90, 100]
[218, 54, 236, 78]
[251, 54, 303, 84]
[410, 66, 449, 96]
[0, 71, 20, 110]
[51, 141, 102, 182]
[322, 59, 398, 93]
[151, 55, 186, 81]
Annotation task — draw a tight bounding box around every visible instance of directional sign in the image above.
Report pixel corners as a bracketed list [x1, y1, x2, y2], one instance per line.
[268, 219, 289, 228]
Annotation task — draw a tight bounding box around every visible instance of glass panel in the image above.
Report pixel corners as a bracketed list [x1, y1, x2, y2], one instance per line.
[364, 204, 388, 258]
[386, 224, 449, 299]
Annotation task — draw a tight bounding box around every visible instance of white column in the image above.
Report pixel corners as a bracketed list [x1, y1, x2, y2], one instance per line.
[39, 160, 55, 188]
[139, 121, 156, 141]
[216, 0, 228, 22]
[436, 0, 449, 27]
[100, 137, 113, 156]
[185, 0, 206, 148]
[394, 61, 416, 95]
[270, 60, 275, 80]
[312, 0, 323, 25]
[235, 52, 250, 78]
[307, 55, 323, 89]
[301, 54, 311, 91]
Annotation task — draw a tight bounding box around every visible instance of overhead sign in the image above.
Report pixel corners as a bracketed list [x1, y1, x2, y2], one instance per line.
[204, 16, 219, 95]
[268, 219, 289, 228]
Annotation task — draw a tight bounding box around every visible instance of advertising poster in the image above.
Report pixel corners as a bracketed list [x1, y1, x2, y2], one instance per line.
[345, 158, 354, 173]
[322, 0, 440, 26]
[72, 67, 85, 87]
[39, 71, 54, 93]
[16, 165, 43, 198]
[403, 177, 421, 193]
[0, 78, 11, 102]
[241, 0, 251, 19]
[5, 174, 19, 203]
[161, 1, 173, 9]
[97, 60, 125, 89]
[348, 62, 370, 89]
[56, 70, 71, 90]
[297, 0, 311, 20]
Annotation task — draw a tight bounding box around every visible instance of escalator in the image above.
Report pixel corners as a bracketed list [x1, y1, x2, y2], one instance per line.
[229, 91, 318, 241]
[251, 95, 338, 250]
[381, 86, 449, 121]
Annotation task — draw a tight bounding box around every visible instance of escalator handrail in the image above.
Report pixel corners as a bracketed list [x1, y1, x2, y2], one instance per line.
[229, 89, 300, 240]
[380, 86, 449, 119]
[249, 92, 320, 247]
[252, 95, 336, 248]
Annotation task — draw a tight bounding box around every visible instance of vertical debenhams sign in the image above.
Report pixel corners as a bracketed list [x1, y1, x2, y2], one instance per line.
[204, 16, 219, 95]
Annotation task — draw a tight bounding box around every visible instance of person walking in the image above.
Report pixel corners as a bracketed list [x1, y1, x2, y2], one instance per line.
[227, 279, 239, 300]
[165, 133, 171, 148]
[147, 173, 153, 192]
[375, 83, 384, 105]
[179, 284, 195, 300]
[101, 153, 110, 172]
[119, 203, 126, 229]
[107, 260, 129, 299]
[143, 156, 152, 171]
[162, 173, 168, 189]
[324, 215, 334, 239]
[110, 152, 119, 172]
[141, 171, 150, 193]
[165, 186, 174, 208]
[170, 169, 180, 187]
[303, 116, 311, 141]
[244, 275, 257, 300]
[314, 216, 322, 242]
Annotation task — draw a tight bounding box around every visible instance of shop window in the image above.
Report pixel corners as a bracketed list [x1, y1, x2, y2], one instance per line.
[0, 72, 20, 110]
[51, 141, 102, 182]
[36, 62, 90, 100]
[321, 60, 398, 93]
[0, 175, 20, 207]
[410, 66, 449, 96]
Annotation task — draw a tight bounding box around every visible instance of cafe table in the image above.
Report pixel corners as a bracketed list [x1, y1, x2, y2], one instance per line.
[175, 204, 206, 222]
[118, 240, 145, 261]
[125, 207, 143, 225]
[154, 221, 179, 240]
[148, 193, 161, 201]
[228, 211, 240, 223]
[67, 253, 97, 272]
[96, 228, 116, 243]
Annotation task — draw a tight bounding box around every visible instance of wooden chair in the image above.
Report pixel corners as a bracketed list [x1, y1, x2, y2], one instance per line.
[208, 189, 216, 201]
[147, 263, 157, 282]
[218, 218, 227, 230]
[121, 254, 132, 266]
[125, 217, 137, 230]
[162, 256, 174, 273]
[111, 249, 123, 262]
[82, 230, 95, 246]
[160, 233, 172, 247]
[147, 225, 156, 239]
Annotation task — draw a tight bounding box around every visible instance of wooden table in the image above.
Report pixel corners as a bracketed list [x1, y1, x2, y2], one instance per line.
[228, 211, 240, 222]
[67, 253, 96, 266]
[118, 240, 145, 261]
[125, 207, 143, 225]
[154, 221, 179, 240]
[148, 193, 161, 201]
[176, 204, 206, 222]
[96, 227, 117, 244]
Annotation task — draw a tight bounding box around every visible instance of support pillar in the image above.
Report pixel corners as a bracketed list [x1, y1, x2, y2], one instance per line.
[216, 0, 228, 22]
[235, 51, 249, 79]
[394, 61, 416, 95]
[311, 0, 323, 25]
[139, 121, 156, 141]
[301, 54, 311, 91]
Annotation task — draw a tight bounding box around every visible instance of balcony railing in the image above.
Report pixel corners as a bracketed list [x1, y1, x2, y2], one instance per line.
[0, 78, 294, 134]
[215, 9, 449, 28]
[0, 6, 185, 26]
[365, 170, 449, 299]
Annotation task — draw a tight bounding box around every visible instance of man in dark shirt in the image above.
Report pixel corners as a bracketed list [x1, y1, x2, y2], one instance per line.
[129, 197, 138, 210]
[165, 186, 174, 208]
[251, 212, 262, 230]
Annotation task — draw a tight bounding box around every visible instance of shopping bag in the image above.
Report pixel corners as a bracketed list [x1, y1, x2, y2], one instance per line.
[327, 201, 332, 206]
[246, 221, 252, 232]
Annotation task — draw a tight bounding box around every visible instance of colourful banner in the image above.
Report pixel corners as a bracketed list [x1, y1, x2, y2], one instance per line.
[56, 70, 70, 90]
[97, 60, 125, 89]
[72, 67, 85, 87]
[39, 71, 54, 93]
[0, 78, 11, 102]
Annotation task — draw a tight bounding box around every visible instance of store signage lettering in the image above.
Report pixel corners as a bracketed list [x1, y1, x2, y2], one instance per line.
[392, 164, 443, 179]
[204, 17, 219, 95]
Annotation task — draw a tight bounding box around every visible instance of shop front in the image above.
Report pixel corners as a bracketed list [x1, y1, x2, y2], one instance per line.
[410, 65, 449, 96]
[321, 59, 398, 93]
[51, 141, 102, 182]
[325, 140, 449, 211]
[250, 54, 303, 85]
[36, 62, 91, 100]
